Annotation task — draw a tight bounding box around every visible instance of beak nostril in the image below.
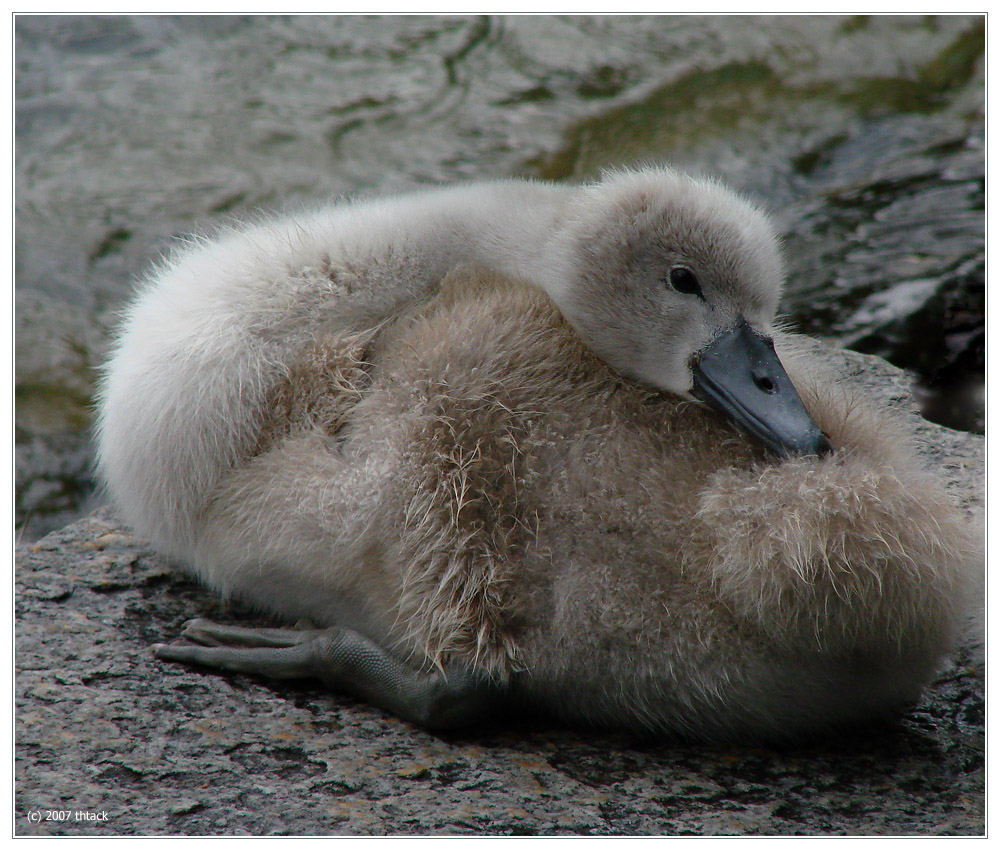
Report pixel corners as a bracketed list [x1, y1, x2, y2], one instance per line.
[753, 373, 776, 394]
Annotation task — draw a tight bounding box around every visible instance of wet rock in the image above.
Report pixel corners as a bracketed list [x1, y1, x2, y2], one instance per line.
[838, 260, 984, 433]
[14, 346, 983, 836]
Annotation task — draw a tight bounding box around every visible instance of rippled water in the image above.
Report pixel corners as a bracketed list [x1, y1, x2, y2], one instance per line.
[15, 14, 984, 539]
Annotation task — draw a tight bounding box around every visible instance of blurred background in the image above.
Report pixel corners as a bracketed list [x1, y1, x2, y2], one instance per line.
[15, 14, 984, 541]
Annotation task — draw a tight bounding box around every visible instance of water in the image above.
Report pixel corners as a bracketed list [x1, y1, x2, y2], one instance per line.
[14, 14, 984, 540]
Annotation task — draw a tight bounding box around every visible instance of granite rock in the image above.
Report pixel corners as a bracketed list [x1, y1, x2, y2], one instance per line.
[14, 345, 984, 836]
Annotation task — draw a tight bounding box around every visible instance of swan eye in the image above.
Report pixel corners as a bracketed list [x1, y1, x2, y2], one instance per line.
[668, 266, 702, 297]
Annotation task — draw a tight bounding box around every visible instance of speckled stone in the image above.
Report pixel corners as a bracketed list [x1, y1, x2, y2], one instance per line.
[15, 345, 983, 836]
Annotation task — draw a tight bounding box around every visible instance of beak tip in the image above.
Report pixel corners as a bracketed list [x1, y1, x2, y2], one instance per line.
[783, 428, 834, 458]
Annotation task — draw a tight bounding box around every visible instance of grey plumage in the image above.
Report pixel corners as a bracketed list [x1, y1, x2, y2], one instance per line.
[97, 170, 981, 739]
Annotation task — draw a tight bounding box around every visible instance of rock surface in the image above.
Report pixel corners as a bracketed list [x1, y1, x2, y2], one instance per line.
[15, 346, 983, 836]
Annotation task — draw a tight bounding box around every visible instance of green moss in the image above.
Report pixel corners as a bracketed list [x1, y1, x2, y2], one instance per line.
[89, 227, 131, 261]
[920, 18, 984, 92]
[521, 21, 983, 182]
[522, 61, 780, 181]
[209, 192, 248, 214]
[576, 65, 628, 100]
[813, 20, 983, 116]
[498, 85, 555, 106]
[839, 16, 871, 34]
[15, 383, 93, 435]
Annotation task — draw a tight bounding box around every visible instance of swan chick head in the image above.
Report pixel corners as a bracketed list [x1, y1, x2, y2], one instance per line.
[547, 167, 830, 456]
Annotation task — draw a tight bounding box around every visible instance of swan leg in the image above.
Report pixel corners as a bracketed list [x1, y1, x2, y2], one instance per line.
[152, 618, 503, 730]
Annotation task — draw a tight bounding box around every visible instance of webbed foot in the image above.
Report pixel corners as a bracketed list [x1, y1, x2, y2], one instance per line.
[152, 617, 504, 730]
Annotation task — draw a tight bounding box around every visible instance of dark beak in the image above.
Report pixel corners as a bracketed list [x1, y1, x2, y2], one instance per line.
[690, 320, 833, 457]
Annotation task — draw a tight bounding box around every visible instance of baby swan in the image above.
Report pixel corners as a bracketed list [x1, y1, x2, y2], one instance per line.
[99, 167, 825, 566]
[97, 169, 979, 740]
